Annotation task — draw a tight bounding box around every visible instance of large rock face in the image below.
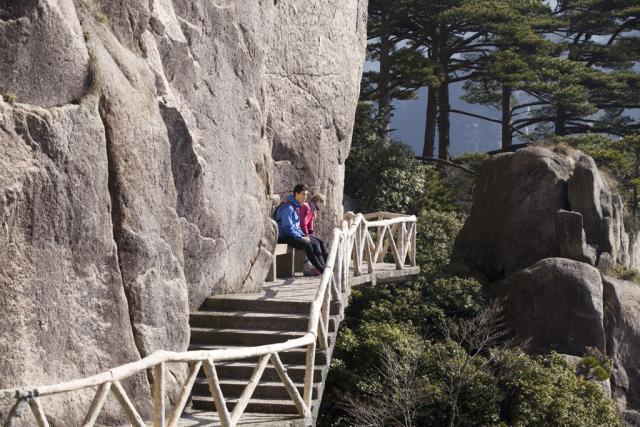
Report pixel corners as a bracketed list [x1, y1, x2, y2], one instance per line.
[454, 145, 640, 414]
[453, 146, 635, 280]
[489, 258, 605, 355]
[0, 0, 367, 423]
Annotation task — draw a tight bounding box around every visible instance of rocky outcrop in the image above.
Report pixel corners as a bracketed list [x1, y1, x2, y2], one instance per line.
[0, 0, 367, 423]
[603, 276, 640, 410]
[489, 258, 605, 355]
[453, 146, 636, 280]
[454, 145, 640, 414]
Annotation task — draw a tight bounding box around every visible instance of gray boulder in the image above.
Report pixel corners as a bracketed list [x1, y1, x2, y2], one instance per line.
[603, 275, 640, 410]
[489, 258, 605, 355]
[453, 146, 635, 279]
[623, 410, 640, 427]
[556, 209, 597, 265]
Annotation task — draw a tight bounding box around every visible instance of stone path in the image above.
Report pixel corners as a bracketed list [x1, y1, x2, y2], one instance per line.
[180, 262, 420, 426]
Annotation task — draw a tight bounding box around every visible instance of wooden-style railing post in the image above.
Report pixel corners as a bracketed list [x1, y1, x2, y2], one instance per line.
[353, 226, 361, 276]
[153, 362, 166, 427]
[322, 284, 331, 347]
[411, 220, 417, 266]
[203, 360, 232, 427]
[82, 382, 111, 426]
[28, 398, 49, 427]
[230, 354, 271, 424]
[400, 222, 406, 265]
[168, 362, 202, 427]
[357, 222, 365, 269]
[303, 341, 316, 406]
[111, 381, 146, 427]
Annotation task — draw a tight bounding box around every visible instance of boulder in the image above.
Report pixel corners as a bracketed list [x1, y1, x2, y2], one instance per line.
[489, 258, 605, 355]
[453, 146, 574, 279]
[623, 410, 640, 426]
[602, 275, 640, 410]
[453, 146, 635, 280]
[555, 209, 597, 265]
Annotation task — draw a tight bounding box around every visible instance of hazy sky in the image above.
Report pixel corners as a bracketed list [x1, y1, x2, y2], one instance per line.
[364, 61, 503, 156]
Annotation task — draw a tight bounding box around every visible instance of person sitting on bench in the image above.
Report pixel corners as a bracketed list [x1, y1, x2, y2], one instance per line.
[299, 193, 329, 262]
[274, 184, 326, 274]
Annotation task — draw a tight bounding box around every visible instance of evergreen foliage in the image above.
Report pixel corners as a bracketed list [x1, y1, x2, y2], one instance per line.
[365, 0, 640, 159]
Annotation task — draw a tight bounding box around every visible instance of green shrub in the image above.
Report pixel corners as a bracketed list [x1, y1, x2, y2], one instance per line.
[416, 209, 464, 278]
[610, 265, 640, 283]
[494, 350, 620, 426]
[345, 102, 456, 214]
[4, 93, 17, 104]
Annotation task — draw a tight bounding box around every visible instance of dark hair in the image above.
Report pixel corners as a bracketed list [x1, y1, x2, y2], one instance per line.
[293, 183, 309, 195]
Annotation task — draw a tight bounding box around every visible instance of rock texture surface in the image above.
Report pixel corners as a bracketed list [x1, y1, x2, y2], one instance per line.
[455, 145, 640, 414]
[453, 146, 636, 280]
[489, 258, 605, 355]
[603, 276, 640, 410]
[0, 0, 367, 424]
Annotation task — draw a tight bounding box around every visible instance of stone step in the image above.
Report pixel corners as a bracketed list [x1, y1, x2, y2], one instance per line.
[189, 311, 337, 332]
[199, 361, 323, 383]
[190, 395, 305, 415]
[191, 328, 322, 347]
[202, 298, 341, 316]
[192, 378, 319, 400]
[188, 345, 328, 365]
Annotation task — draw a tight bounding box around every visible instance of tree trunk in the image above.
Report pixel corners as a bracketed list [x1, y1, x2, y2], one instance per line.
[634, 150, 639, 219]
[555, 108, 567, 136]
[378, 3, 391, 142]
[423, 86, 438, 157]
[438, 82, 450, 160]
[501, 85, 512, 149]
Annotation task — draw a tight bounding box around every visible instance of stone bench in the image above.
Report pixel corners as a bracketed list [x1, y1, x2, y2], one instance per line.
[266, 199, 305, 281]
[266, 243, 306, 281]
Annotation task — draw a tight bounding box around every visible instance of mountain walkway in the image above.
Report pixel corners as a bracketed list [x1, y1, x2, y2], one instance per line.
[0, 212, 419, 427]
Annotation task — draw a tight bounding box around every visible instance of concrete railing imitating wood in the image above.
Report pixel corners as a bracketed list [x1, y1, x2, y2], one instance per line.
[0, 211, 418, 427]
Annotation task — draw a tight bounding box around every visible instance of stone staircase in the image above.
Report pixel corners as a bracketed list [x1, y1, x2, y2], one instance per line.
[187, 293, 342, 423]
[0, 213, 420, 427]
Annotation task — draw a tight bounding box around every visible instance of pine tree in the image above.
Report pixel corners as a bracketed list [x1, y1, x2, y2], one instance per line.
[396, 0, 555, 158]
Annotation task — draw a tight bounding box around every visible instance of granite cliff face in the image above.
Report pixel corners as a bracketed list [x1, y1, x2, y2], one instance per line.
[453, 145, 640, 418]
[0, 0, 367, 423]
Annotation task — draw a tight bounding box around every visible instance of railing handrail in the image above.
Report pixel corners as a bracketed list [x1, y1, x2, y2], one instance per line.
[0, 211, 417, 427]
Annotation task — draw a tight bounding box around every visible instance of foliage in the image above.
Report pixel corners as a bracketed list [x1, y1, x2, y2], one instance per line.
[365, 0, 640, 156]
[561, 133, 640, 218]
[3, 93, 17, 104]
[578, 351, 613, 382]
[323, 301, 621, 426]
[494, 350, 620, 426]
[606, 265, 640, 284]
[345, 102, 456, 213]
[415, 210, 464, 278]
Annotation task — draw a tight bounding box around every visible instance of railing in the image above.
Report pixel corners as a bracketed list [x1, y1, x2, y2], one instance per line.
[0, 212, 417, 427]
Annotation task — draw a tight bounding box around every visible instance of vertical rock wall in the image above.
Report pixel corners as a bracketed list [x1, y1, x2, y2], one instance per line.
[0, 0, 367, 423]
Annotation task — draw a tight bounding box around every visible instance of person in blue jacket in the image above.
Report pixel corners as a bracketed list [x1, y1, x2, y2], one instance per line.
[275, 184, 326, 274]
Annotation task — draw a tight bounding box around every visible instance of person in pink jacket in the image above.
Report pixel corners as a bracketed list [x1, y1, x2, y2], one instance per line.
[299, 193, 329, 263]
